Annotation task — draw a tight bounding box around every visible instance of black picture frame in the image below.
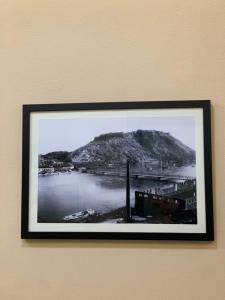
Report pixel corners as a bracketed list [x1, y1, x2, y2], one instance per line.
[21, 100, 214, 240]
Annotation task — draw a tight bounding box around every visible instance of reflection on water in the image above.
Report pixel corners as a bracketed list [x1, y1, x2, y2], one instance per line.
[38, 172, 125, 222]
[38, 165, 196, 222]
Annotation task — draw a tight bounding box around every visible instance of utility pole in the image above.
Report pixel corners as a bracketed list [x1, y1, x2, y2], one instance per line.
[126, 159, 131, 223]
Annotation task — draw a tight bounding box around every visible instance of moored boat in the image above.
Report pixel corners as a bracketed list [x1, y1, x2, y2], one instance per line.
[63, 209, 95, 221]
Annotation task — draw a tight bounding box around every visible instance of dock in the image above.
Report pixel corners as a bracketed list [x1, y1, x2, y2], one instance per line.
[85, 168, 195, 183]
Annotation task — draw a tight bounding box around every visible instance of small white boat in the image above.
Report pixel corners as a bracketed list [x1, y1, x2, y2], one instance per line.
[63, 209, 95, 221]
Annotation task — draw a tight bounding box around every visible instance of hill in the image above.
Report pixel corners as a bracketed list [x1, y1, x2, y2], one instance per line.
[70, 130, 195, 165]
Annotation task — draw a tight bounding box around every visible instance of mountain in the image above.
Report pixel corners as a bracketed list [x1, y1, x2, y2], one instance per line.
[40, 151, 72, 163]
[70, 130, 195, 164]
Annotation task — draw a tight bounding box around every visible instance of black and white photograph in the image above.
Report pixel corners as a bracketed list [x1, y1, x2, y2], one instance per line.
[21, 101, 213, 240]
[38, 116, 197, 225]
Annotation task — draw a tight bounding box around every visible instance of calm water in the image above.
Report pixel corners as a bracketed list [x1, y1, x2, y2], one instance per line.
[38, 165, 196, 222]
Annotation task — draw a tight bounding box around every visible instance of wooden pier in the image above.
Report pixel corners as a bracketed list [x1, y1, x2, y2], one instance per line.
[86, 168, 195, 183]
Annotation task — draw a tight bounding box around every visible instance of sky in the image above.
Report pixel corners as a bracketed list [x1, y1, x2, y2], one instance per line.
[38, 116, 195, 154]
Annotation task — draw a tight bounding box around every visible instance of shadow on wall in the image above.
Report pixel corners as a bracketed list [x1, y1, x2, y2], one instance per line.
[21, 239, 217, 250]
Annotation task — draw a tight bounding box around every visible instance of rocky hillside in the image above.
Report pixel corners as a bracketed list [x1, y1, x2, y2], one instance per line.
[70, 130, 195, 164]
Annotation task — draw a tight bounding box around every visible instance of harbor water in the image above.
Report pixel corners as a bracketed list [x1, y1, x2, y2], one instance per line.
[38, 165, 196, 222]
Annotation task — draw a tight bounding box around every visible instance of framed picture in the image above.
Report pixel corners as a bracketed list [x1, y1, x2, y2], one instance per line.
[21, 100, 214, 240]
